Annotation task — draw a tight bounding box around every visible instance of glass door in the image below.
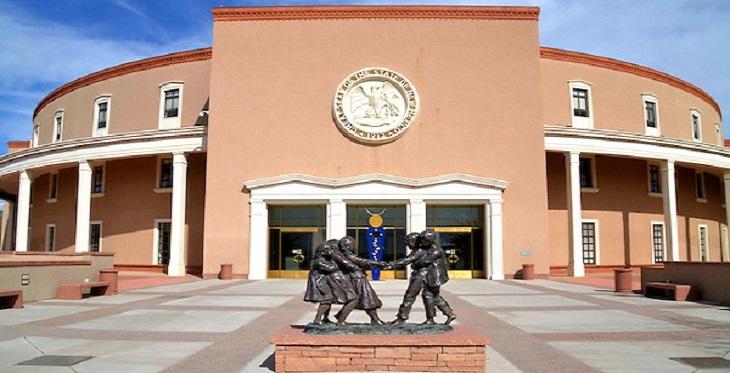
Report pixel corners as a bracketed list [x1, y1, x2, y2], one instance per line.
[268, 205, 326, 278]
[427, 205, 485, 279]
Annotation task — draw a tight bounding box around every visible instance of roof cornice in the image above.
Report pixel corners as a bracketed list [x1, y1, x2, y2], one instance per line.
[33, 48, 212, 119]
[212, 5, 540, 22]
[540, 47, 721, 118]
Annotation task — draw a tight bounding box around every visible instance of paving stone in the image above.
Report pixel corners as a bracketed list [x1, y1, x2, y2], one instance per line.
[549, 340, 730, 373]
[0, 305, 97, 326]
[443, 280, 543, 295]
[39, 293, 161, 305]
[17, 355, 92, 366]
[663, 307, 730, 324]
[490, 309, 690, 333]
[589, 293, 703, 306]
[161, 295, 292, 308]
[462, 294, 596, 308]
[520, 279, 603, 293]
[63, 309, 265, 333]
[211, 280, 305, 295]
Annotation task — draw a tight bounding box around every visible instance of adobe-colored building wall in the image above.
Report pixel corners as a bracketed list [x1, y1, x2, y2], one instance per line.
[540, 59, 722, 145]
[33, 60, 210, 145]
[26, 155, 206, 270]
[641, 262, 730, 305]
[205, 17, 549, 277]
[546, 152, 726, 268]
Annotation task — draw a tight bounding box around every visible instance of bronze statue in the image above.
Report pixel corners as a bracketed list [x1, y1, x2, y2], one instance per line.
[335, 236, 386, 325]
[387, 230, 456, 326]
[304, 241, 359, 326]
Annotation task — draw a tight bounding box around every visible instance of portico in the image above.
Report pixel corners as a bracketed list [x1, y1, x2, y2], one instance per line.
[243, 173, 507, 281]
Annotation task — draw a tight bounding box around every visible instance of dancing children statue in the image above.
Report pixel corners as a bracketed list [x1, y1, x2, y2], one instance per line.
[304, 241, 359, 326]
[336, 236, 387, 325]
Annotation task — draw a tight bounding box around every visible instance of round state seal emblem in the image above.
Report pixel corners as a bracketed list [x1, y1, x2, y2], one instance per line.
[332, 67, 419, 144]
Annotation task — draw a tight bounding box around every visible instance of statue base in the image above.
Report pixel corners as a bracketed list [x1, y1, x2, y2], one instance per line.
[271, 324, 490, 372]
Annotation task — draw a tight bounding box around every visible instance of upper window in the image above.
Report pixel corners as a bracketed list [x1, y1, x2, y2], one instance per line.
[90, 222, 102, 252]
[690, 110, 702, 142]
[48, 172, 59, 201]
[642, 94, 660, 136]
[648, 164, 661, 194]
[92, 165, 105, 195]
[32, 124, 39, 147]
[568, 81, 593, 129]
[53, 111, 64, 143]
[93, 96, 111, 137]
[579, 156, 596, 189]
[159, 82, 183, 129]
[695, 171, 706, 201]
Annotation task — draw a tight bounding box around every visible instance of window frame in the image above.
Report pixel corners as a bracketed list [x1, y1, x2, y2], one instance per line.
[32, 124, 39, 147]
[579, 155, 599, 192]
[695, 171, 707, 202]
[158, 82, 184, 129]
[152, 218, 172, 265]
[647, 162, 662, 197]
[642, 94, 660, 136]
[92, 95, 111, 137]
[91, 163, 106, 197]
[690, 109, 702, 142]
[47, 172, 59, 202]
[89, 221, 103, 252]
[568, 80, 594, 129]
[581, 219, 600, 265]
[715, 123, 722, 146]
[52, 110, 64, 143]
[45, 223, 56, 251]
[698, 224, 709, 262]
[650, 221, 665, 264]
[154, 155, 174, 193]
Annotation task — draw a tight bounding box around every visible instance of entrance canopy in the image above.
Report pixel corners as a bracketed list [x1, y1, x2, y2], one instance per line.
[243, 173, 508, 280]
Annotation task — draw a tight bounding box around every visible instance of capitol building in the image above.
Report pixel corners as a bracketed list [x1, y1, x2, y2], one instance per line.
[0, 5, 726, 280]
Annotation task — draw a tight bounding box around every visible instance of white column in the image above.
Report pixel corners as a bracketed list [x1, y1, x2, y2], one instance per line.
[407, 199, 426, 233]
[248, 199, 268, 279]
[74, 161, 92, 252]
[15, 170, 31, 252]
[662, 160, 680, 261]
[327, 199, 347, 239]
[488, 199, 505, 280]
[168, 152, 187, 276]
[722, 173, 730, 262]
[1, 200, 14, 251]
[565, 152, 585, 277]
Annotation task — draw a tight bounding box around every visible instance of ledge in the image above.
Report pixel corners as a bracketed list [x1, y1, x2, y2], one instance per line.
[271, 324, 490, 346]
[213, 5, 539, 21]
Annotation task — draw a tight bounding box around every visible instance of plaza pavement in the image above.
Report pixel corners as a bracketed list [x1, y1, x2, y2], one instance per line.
[0, 276, 729, 372]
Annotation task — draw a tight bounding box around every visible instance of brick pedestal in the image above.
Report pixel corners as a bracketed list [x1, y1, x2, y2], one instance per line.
[271, 325, 490, 372]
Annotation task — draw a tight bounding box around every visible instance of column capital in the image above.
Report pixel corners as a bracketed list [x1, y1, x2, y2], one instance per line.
[78, 160, 92, 172]
[172, 152, 187, 165]
[723, 172, 730, 181]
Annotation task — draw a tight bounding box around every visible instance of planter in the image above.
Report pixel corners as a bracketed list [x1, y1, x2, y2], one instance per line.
[521, 264, 535, 280]
[614, 268, 633, 292]
[219, 264, 233, 280]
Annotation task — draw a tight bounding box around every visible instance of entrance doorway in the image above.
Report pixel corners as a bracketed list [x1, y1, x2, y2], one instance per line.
[268, 205, 326, 278]
[427, 206, 485, 279]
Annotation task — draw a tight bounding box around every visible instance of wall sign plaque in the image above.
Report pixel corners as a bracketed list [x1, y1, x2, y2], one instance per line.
[332, 67, 419, 144]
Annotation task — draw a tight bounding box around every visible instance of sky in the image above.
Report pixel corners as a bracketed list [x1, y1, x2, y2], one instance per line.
[1, 0, 729, 153]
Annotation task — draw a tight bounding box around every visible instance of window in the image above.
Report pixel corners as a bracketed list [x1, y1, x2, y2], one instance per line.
[695, 171, 706, 201]
[648, 164, 661, 194]
[642, 94, 660, 136]
[568, 81, 593, 129]
[159, 82, 183, 129]
[715, 123, 722, 146]
[158, 157, 173, 189]
[652, 223, 664, 264]
[579, 156, 596, 189]
[53, 111, 63, 143]
[581, 221, 598, 265]
[154, 220, 172, 265]
[92, 165, 105, 195]
[690, 110, 702, 141]
[93, 96, 110, 136]
[89, 222, 102, 252]
[48, 172, 59, 201]
[698, 225, 708, 261]
[45, 224, 56, 251]
[572, 89, 589, 117]
[32, 124, 39, 147]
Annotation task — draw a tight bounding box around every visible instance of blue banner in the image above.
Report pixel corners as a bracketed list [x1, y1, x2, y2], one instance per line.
[366, 226, 385, 280]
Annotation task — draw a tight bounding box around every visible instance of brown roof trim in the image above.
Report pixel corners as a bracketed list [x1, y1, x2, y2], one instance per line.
[540, 47, 721, 118]
[7, 141, 30, 147]
[33, 47, 212, 119]
[212, 5, 540, 22]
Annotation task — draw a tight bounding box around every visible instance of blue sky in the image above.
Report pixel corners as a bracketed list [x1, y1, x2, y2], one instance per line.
[1, 0, 729, 154]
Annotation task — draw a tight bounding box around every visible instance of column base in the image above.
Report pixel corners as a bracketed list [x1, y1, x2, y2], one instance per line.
[167, 264, 187, 277]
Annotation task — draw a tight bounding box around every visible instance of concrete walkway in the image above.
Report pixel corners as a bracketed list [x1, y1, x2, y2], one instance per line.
[0, 278, 728, 372]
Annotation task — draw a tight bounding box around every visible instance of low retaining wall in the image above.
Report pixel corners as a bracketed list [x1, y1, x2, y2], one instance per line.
[641, 262, 730, 305]
[0, 252, 114, 301]
[271, 325, 489, 372]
